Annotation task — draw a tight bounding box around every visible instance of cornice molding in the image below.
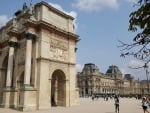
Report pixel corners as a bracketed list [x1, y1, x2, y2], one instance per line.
[38, 20, 80, 42]
[35, 1, 74, 20]
[36, 56, 76, 66]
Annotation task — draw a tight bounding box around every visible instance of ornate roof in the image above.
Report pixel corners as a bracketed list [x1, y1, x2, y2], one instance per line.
[82, 63, 100, 75]
[106, 65, 122, 79]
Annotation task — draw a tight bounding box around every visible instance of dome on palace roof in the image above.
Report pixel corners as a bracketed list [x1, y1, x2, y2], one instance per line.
[106, 65, 122, 79]
[82, 63, 100, 75]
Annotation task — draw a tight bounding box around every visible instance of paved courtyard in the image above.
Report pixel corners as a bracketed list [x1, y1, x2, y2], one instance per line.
[0, 98, 146, 113]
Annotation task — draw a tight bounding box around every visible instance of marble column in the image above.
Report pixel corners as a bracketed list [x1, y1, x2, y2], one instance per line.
[24, 33, 35, 88]
[54, 77, 58, 106]
[6, 41, 18, 89]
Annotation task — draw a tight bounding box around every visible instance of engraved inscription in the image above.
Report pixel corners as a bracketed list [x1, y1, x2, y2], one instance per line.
[50, 39, 68, 61]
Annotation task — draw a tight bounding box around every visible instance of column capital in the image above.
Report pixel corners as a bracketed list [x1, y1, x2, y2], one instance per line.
[25, 32, 36, 40]
[8, 41, 18, 47]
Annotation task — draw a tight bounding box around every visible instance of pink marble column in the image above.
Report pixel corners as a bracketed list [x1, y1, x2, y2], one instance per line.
[6, 41, 18, 88]
[24, 33, 35, 87]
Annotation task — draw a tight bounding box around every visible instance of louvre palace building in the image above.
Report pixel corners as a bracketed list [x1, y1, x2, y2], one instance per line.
[77, 63, 149, 97]
[0, 1, 79, 111]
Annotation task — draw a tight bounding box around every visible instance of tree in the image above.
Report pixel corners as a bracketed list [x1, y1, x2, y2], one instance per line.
[118, 0, 150, 64]
[128, 63, 150, 93]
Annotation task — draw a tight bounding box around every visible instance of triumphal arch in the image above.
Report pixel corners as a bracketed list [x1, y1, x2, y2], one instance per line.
[0, 1, 79, 111]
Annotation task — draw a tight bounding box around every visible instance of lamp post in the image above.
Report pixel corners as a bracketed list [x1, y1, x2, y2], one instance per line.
[144, 63, 149, 94]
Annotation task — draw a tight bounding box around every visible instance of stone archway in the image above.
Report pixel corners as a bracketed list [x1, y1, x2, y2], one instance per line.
[0, 55, 8, 104]
[51, 69, 66, 107]
[1, 55, 8, 88]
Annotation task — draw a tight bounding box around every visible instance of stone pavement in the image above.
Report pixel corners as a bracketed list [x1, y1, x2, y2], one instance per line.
[0, 98, 145, 113]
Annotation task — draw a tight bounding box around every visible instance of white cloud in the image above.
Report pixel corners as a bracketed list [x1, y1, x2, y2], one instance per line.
[49, 2, 63, 12]
[49, 2, 78, 30]
[120, 59, 150, 80]
[0, 15, 9, 27]
[127, 59, 144, 68]
[48, 2, 77, 18]
[72, 0, 119, 12]
[125, 0, 139, 3]
[76, 64, 84, 72]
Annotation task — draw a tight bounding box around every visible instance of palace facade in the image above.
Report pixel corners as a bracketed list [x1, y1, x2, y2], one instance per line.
[0, 1, 79, 111]
[77, 63, 149, 97]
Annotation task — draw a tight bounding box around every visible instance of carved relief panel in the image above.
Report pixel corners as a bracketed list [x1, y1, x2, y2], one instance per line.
[50, 38, 68, 61]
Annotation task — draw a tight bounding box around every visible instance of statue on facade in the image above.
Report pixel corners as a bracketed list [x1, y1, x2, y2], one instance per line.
[22, 2, 29, 13]
[12, 15, 17, 28]
[14, 2, 29, 16]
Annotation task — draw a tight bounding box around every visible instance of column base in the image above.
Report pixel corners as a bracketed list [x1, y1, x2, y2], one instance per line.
[4, 86, 15, 91]
[1, 89, 16, 108]
[21, 84, 33, 89]
[19, 87, 37, 111]
[18, 105, 36, 111]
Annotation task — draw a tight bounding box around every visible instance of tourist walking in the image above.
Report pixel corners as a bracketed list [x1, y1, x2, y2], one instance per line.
[91, 94, 95, 101]
[142, 97, 149, 113]
[114, 95, 119, 113]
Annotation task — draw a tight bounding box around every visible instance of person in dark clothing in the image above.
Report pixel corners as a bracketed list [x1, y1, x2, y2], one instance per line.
[114, 96, 119, 113]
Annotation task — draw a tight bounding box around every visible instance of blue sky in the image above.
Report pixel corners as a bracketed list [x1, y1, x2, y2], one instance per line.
[0, 0, 149, 80]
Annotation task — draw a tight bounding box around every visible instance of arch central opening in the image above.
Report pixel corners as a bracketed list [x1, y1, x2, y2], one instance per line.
[51, 70, 66, 107]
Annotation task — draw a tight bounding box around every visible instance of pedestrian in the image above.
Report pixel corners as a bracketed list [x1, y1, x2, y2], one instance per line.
[142, 97, 149, 113]
[91, 94, 95, 101]
[114, 95, 119, 113]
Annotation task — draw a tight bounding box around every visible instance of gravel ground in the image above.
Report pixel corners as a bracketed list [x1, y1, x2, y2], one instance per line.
[0, 97, 144, 113]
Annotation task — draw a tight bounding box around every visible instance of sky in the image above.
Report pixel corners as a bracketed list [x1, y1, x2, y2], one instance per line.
[0, 0, 149, 80]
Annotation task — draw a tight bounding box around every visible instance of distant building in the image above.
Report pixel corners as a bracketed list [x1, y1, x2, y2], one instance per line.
[0, 1, 79, 111]
[77, 63, 148, 97]
[106, 65, 122, 79]
[124, 74, 134, 81]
